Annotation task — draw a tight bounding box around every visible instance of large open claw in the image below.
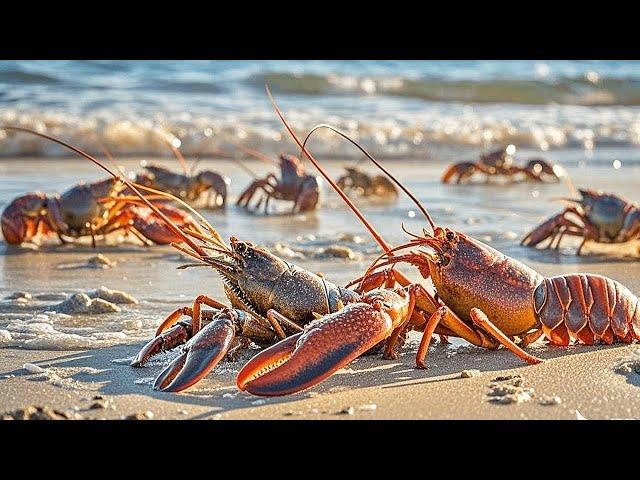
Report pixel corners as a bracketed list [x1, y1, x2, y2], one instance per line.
[236, 303, 393, 396]
[131, 323, 191, 367]
[153, 316, 236, 392]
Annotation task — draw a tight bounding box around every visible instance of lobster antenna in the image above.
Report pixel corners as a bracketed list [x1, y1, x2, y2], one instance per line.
[159, 133, 190, 175]
[222, 134, 279, 167]
[300, 124, 437, 232]
[0, 126, 209, 256]
[210, 146, 260, 178]
[266, 85, 392, 254]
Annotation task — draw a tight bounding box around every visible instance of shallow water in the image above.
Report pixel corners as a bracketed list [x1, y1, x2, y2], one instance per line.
[1, 148, 639, 350]
[2, 61, 640, 158]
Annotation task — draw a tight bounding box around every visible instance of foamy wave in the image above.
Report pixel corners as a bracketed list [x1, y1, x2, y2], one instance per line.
[2, 106, 640, 158]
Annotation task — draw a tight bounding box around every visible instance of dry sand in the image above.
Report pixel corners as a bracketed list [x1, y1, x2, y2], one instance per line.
[1, 152, 640, 420]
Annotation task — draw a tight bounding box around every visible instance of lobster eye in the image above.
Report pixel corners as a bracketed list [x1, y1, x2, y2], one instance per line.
[446, 231, 455, 241]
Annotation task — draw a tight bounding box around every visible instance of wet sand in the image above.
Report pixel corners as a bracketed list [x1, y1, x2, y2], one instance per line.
[1, 150, 640, 419]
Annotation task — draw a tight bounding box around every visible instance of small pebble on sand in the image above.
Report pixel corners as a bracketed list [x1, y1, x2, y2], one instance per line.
[539, 395, 562, 406]
[124, 411, 154, 420]
[460, 369, 481, 378]
[23, 363, 45, 374]
[52, 293, 121, 315]
[487, 375, 534, 404]
[5, 291, 32, 301]
[87, 286, 138, 305]
[358, 403, 377, 411]
[2, 405, 77, 420]
[86, 254, 117, 269]
[337, 407, 355, 415]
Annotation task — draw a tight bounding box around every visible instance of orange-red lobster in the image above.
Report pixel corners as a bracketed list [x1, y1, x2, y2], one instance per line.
[442, 146, 562, 184]
[230, 141, 321, 214]
[234, 89, 640, 396]
[1, 127, 199, 247]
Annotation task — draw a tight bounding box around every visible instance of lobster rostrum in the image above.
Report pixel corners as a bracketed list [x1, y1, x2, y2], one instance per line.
[235, 88, 640, 396]
[522, 188, 640, 255]
[0, 129, 199, 248]
[442, 146, 563, 184]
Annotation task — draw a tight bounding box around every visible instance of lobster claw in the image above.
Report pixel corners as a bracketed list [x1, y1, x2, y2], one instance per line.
[153, 317, 236, 392]
[130, 323, 191, 367]
[237, 303, 393, 396]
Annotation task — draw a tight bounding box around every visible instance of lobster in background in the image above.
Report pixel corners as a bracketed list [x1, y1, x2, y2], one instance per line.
[0, 127, 199, 247]
[133, 137, 229, 209]
[337, 165, 398, 201]
[442, 146, 563, 184]
[230, 140, 322, 214]
[522, 189, 640, 255]
[232, 88, 640, 396]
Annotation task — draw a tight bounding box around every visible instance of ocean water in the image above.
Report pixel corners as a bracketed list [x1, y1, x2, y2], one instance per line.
[2, 60, 640, 159]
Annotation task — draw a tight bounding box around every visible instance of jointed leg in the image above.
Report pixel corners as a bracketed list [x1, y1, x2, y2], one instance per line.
[266, 309, 303, 338]
[469, 308, 543, 364]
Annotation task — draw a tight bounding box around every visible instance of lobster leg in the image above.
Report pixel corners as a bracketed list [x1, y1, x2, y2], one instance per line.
[521, 208, 585, 248]
[266, 309, 304, 335]
[469, 309, 543, 364]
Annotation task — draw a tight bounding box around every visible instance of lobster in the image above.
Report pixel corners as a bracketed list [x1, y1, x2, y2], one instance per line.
[336, 165, 398, 200]
[133, 138, 229, 209]
[231, 140, 322, 214]
[0, 131, 199, 248]
[232, 88, 640, 396]
[442, 146, 563, 184]
[521, 188, 640, 255]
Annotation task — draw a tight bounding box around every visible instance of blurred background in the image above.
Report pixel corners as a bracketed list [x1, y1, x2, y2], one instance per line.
[1, 60, 640, 161]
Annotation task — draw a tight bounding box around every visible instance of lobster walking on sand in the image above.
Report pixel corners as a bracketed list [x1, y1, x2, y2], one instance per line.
[442, 146, 563, 184]
[231, 89, 640, 396]
[231, 141, 322, 214]
[522, 189, 640, 255]
[133, 139, 229, 209]
[336, 165, 398, 201]
[0, 137, 199, 248]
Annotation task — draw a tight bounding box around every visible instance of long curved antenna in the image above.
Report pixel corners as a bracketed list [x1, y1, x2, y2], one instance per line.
[266, 86, 392, 254]
[159, 133, 190, 175]
[222, 135, 279, 167]
[300, 124, 437, 232]
[0, 126, 210, 256]
[209, 147, 260, 178]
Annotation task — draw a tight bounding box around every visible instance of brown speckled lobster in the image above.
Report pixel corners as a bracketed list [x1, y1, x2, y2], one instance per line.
[522, 189, 640, 255]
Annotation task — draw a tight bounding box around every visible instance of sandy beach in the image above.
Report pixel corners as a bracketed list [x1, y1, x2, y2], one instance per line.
[2, 153, 640, 420]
